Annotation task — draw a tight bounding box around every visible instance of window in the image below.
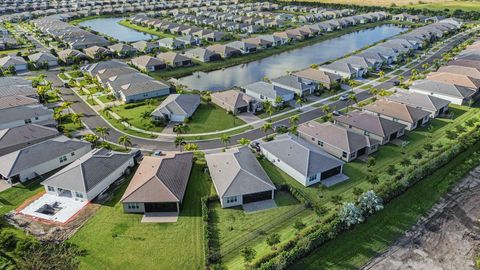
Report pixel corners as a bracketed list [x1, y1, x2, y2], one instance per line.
[226, 196, 237, 203]
[342, 152, 347, 158]
[59, 156, 67, 163]
[350, 153, 356, 158]
[48, 186, 55, 192]
[75, 192, 84, 198]
[318, 141, 324, 147]
[127, 203, 140, 209]
[24, 119, 32, 124]
[308, 175, 317, 182]
[35, 117, 39, 120]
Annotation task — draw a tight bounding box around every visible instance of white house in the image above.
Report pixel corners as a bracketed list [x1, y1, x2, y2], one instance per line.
[42, 148, 136, 202]
[0, 104, 54, 129]
[242, 81, 295, 106]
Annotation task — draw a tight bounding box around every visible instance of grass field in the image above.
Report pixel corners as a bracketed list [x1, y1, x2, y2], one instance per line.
[291, 130, 480, 270]
[186, 103, 246, 134]
[69, 157, 215, 270]
[212, 192, 316, 269]
[111, 98, 166, 133]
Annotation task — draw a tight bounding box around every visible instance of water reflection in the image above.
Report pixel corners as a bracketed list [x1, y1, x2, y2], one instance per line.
[78, 18, 154, 42]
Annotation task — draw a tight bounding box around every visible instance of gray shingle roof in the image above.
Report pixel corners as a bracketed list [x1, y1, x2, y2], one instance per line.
[121, 152, 193, 203]
[260, 135, 344, 178]
[0, 136, 90, 178]
[152, 94, 200, 118]
[386, 89, 450, 113]
[334, 110, 406, 138]
[0, 105, 52, 126]
[243, 81, 294, 100]
[0, 124, 59, 155]
[363, 99, 431, 124]
[411, 80, 477, 99]
[206, 147, 276, 198]
[42, 148, 134, 193]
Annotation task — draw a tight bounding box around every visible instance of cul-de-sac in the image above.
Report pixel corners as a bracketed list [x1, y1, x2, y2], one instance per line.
[0, 0, 480, 269]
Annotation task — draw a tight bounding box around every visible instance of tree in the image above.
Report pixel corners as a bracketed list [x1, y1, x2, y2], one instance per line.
[352, 187, 364, 197]
[263, 101, 274, 122]
[173, 123, 188, 136]
[16, 241, 85, 270]
[274, 95, 284, 108]
[261, 122, 272, 139]
[421, 63, 430, 71]
[83, 134, 100, 147]
[237, 138, 251, 146]
[184, 143, 199, 151]
[321, 104, 331, 114]
[70, 113, 83, 127]
[378, 70, 385, 78]
[140, 111, 151, 123]
[266, 233, 280, 250]
[386, 164, 397, 176]
[289, 124, 298, 137]
[118, 135, 132, 150]
[174, 136, 186, 152]
[330, 195, 343, 206]
[220, 134, 231, 149]
[455, 125, 466, 134]
[95, 127, 110, 141]
[445, 130, 458, 140]
[357, 190, 383, 216]
[347, 93, 357, 111]
[145, 98, 155, 108]
[295, 97, 304, 110]
[102, 106, 113, 118]
[366, 157, 376, 168]
[289, 115, 299, 125]
[365, 173, 379, 186]
[339, 202, 364, 227]
[413, 151, 423, 162]
[241, 246, 256, 267]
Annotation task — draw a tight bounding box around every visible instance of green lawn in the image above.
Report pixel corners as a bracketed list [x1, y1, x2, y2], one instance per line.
[111, 98, 166, 133]
[406, 1, 480, 11]
[186, 103, 246, 134]
[100, 111, 157, 139]
[69, 157, 215, 270]
[213, 191, 316, 269]
[0, 178, 44, 216]
[291, 133, 480, 270]
[97, 94, 116, 104]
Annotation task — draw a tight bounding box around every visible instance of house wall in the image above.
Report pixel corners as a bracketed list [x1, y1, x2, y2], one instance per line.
[122, 87, 170, 103]
[298, 131, 355, 162]
[244, 89, 294, 107]
[260, 147, 312, 186]
[14, 144, 91, 182]
[0, 112, 53, 130]
[409, 88, 466, 106]
[221, 195, 243, 208]
[85, 157, 135, 201]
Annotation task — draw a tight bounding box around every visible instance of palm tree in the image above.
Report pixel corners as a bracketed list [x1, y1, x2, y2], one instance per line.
[102, 106, 113, 118]
[220, 134, 231, 149]
[174, 136, 186, 152]
[261, 122, 272, 139]
[321, 104, 331, 114]
[95, 126, 110, 141]
[421, 63, 429, 71]
[60, 101, 72, 111]
[70, 113, 83, 127]
[289, 115, 299, 125]
[378, 70, 385, 78]
[83, 134, 100, 147]
[118, 135, 132, 150]
[289, 124, 298, 137]
[119, 116, 130, 126]
[347, 93, 357, 111]
[140, 111, 151, 123]
[274, 96, 284, 108]
[173, 123, 188, 136]
[237, 138, 251, 146]
[184, 143, 199, 151]
[263, 101, 274, 122]
[295, 97, 304, 110]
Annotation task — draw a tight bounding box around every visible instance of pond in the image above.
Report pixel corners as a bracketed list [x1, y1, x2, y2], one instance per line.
[78, 18, 154, 42]
[177, 25, 407, 91]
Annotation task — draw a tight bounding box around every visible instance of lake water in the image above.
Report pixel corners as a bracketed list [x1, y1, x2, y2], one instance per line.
[178, 25, 406, 91]
[78, 18, 154, 42]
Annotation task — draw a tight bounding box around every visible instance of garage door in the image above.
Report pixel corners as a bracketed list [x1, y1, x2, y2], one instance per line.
[321, 166, 342, 180]
[145, 202, 178, 212]
[243, 191, 273, 204]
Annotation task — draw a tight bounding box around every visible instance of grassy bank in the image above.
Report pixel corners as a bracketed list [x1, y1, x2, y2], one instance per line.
[291, 132, 480, 270]
[118, 20, 176, 39]
[148, 21, 398, 79]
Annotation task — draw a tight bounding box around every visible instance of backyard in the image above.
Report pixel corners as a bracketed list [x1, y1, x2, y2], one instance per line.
[186, 103, 246, 134]
[110, 97, 166, 133]
[69, 156, 215, 270]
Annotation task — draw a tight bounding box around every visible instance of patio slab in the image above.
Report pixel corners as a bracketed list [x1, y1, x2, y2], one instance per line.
[243, 199, 277, 214]
[322, 174, 350, 187]
[19, 194, 87, 223]
[141, 212, 178, 223]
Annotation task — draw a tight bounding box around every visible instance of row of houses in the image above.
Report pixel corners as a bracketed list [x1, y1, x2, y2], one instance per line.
[31, 16, 111, 50]
[81, 60, 171, 103]
[319, 18, 463, 79]
[410, 38, 480, 105]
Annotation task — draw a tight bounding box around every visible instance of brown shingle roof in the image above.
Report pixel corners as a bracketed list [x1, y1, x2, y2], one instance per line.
[121, 152, 193, 203]
[427, 72, 480, 89]
[292, 68, 341, 85]
[363, 99, 430, 124]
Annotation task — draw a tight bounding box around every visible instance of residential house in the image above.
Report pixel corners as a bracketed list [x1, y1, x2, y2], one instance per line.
[259, 135, 347, 187]
[206, 44, 241, 58]
[242, 81, 295, 106]
[121, 152, 193, 214]
[206, 147, 276, 208]
[0, 136, 91, 183]
[0, 104, 54, 130]
[298, 121, 379, 162]
[157, 52, 192, 67]
[158, 38, 184, 50]
[292, 68, 341, 90]
[130, 55, 166, 72]
[226, 41, 257, 54]
[211, 89, 256, 114]
[183, 47, 221, 62]
[0, 95, 38, 110]
[0, 55, 27, 72]
[131, 40, 159, 53]
[0, 124, 59, 156]
[271, 75, 315, 96]
[151, 94, 200, 122]
[42, 148, 136, 202]
[242, 37, 272, 49]
[108, 43, 137, 58]
[0, 77, 36, 98]
[27, 52, 58, 68]
[362, 99, 431, 130]
[334, 110, 406, 145]
[57, 49, 87, 64]
[427, 72, 480, 90]
[438, 65, 480, 79]
[318, 61, 366, 79]
[111, 77, 170, 103]
[84, 46, 111, 60]
[409, 79, 478, 105]
[385, 89, 450, 118]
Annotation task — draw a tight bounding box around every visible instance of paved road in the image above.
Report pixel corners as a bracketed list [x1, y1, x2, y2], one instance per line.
[44, 30, 472, 151]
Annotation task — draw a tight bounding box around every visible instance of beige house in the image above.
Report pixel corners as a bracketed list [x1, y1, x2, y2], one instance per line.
[210, 90, 256, 114]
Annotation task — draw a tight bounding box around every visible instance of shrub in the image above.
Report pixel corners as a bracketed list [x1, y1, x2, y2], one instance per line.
[338, 203, 364, 228]
[357, 190, 384, 217]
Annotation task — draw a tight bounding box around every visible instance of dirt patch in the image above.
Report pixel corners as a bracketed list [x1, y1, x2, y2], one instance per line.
[5, 203, 101, 242]
[361, 166, 480, 270]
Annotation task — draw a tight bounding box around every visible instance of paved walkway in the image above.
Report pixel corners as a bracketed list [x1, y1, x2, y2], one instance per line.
[141, 212, 178, 223]
[322, 174, 350, 187]
[243, 199, 277, 213]
[0, 181, 11, 192]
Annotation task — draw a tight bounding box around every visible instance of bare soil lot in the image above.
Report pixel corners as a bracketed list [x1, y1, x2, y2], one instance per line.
[361, 166, 480, 270]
